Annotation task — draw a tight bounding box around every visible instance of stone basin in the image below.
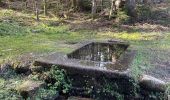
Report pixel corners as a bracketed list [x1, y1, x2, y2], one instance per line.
[34, 40, 136, 78]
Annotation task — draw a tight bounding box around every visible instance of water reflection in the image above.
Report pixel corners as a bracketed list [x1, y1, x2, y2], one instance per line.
[66, 42, 131, 71]
[68, 42, 128, 63]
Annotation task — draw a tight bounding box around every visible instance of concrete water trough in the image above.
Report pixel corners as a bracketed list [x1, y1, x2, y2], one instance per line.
[34, 40, 168, 99]
[34, 40, 136, 79]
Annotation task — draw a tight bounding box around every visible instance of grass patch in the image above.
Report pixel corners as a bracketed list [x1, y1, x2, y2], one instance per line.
[0, 21, 29, 36]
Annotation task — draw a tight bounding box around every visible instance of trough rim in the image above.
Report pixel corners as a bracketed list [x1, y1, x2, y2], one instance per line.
[34, 40, 135, 78]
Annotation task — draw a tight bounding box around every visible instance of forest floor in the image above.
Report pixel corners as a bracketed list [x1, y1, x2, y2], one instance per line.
[0, 2, 170, 98]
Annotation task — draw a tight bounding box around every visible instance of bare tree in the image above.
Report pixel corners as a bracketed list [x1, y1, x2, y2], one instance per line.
[35, 0, 39, 21]
[7, 0, 11, 9]
[100, 0, 103, 11]
[43, 0, 47, 16]
[115, 0, 122, 10]
[125, 0, 137, 19]
[109, 0, 115, 19]
[92, 0, 97, 19]
[71, 0, 77, 10]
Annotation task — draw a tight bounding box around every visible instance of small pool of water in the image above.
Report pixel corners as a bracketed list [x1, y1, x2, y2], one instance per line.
[35, 41, 134, 73]
[67, 42, 129, 63]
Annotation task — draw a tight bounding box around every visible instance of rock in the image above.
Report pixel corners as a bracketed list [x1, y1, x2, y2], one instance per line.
[68, 96, 94, 100]
[16, 80, 44, 99]
[139, 75, 167, 92]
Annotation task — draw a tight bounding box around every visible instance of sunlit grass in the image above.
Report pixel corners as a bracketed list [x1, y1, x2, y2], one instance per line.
[98, 32, 142, 40]
[0, 33, 75, 63]
[97, 31, 163, 41]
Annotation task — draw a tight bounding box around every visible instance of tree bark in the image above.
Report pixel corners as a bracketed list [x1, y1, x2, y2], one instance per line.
[7, 0, 11, 9]
[71, 0, 76, 10]
[100, 0, 103, 11]
[115, 0, 122, 10]
[25, 0, 28, 9]
[92, 0, 97, 19]
[109, 0, 115, 19]
[43, 0, 47, 16]
[125, 0, 137, 19]
[35, 0, 39, 21]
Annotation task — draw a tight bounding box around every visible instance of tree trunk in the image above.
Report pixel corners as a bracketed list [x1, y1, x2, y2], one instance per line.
[92, 0, 97, 19]
[71, 0, 76, 10]
[125, 0, 137, 19]
[115, 0, 122, 10]
[43, 0, 47, 16]
[109, 0, 115, 19]
[25, 0, 28, 10]
[35, 0, 39, 21]
[7, 0, 11, 9]
[100, 0, 103, 11]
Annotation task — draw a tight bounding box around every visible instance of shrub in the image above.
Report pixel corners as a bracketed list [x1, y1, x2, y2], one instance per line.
[116, 9, 130, 24]
[35, 87, 58, 100]
[47, 66, 72, 94]
[136, 5, 152, 21]
[0, 89, 21, 100]
[36, 65, 72, 97]
[32, 66, 72, 99]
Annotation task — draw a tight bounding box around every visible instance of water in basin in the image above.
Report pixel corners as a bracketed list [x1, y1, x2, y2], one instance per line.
[68, 42, 129, 64]
[67, 42, 130, 70]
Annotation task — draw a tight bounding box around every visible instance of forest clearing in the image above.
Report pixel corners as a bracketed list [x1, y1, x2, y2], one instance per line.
[0, 0, 170, 100]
